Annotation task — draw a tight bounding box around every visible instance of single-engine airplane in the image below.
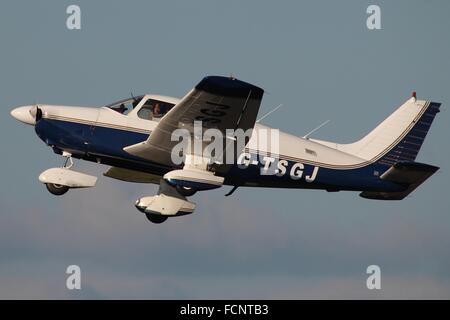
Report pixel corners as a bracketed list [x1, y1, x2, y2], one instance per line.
[11, 76, 441, 223]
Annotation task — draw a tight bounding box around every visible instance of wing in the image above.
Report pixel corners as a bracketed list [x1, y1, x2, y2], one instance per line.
[124, 76, 264, 167]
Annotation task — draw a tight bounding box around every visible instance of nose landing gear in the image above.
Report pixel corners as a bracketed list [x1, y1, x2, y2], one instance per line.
[45, 182, 70, 196]
[39, 152, 98, 196]
[44, 152, 72, 196]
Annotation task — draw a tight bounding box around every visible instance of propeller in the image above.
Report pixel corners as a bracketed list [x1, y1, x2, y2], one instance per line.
[29, 105, 43, 122]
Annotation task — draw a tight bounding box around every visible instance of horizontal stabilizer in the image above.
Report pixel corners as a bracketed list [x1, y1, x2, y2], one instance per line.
[360, 162, 439, 200]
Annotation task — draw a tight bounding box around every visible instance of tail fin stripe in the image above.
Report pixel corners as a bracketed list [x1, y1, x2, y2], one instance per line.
[403, 141, 422, 147]
[408, 135, 425, 141]
[369, 101, 430, 160]
[378, 101, 440, 164]
[413, 128, 429, 135]
[391, 151, 417, 159]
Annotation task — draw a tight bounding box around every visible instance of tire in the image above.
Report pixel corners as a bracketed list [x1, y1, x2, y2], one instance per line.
[45, 183, 69, 196]
[145, 213, 168, 224]
[176, 185, 197, 197]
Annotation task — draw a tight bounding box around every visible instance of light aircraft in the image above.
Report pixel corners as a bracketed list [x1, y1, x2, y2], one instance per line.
[11, 76, 441, 223]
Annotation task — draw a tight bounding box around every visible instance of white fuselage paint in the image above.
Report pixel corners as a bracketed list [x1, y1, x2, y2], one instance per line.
[33, 101, 363, 174]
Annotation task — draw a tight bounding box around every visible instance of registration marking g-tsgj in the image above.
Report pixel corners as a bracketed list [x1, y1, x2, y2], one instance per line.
[237, 153, 320, 182]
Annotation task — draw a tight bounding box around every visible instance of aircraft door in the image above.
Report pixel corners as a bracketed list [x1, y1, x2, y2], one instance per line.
[82, 109, 100, 155]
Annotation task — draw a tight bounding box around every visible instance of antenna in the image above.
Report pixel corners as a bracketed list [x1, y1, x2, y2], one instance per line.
[303, 120, 330, 139]
[256, 104, 284, 123]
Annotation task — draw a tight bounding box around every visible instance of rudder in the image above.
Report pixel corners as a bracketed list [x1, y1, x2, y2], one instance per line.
[377, 101, 441, 166]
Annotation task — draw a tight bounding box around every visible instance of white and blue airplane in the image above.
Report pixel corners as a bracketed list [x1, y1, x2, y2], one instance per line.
[11, 76, 441, 223]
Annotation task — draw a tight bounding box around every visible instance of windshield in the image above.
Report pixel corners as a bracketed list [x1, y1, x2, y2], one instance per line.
[106, 95, 144, 115]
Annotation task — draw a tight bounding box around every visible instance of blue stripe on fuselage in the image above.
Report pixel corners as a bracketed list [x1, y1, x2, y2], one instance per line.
[224, 155, 404, 192]
[35, 118, 149, 160]
[34, 118, 406, 193]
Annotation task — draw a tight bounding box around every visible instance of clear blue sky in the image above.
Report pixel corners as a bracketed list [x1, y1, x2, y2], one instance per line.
[0, 0, 449, 298]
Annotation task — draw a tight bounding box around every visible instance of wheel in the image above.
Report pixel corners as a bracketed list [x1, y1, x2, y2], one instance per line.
[45, 183, 69, 196]
[176, 185, 197, 197]
[145, 213, 168, 224]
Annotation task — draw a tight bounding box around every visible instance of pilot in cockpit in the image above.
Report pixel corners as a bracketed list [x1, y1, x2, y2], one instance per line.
[152, 103, 162, 118]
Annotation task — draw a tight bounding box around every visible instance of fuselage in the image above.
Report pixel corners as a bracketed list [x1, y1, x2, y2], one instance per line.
[24, 99, 404, 194]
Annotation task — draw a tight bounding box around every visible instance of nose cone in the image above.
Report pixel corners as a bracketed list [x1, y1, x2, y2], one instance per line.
[10, 106, 36, 125]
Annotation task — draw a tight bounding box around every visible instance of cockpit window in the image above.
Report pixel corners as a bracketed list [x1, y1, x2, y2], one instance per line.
[137, 99, 174, 121]
[106, 96, 143, 115]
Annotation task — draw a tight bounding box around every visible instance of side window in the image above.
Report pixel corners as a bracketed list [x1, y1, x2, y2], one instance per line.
[137, 99, 174, 121]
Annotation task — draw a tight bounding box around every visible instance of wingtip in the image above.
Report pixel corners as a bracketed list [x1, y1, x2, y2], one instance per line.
[196, 75, 264, 98]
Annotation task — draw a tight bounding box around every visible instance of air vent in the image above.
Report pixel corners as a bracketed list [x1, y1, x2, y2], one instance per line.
[305, 148, 317, 156]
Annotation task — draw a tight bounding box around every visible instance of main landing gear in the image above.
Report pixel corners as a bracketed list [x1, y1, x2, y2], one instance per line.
[135, 179, 196, 224]
[176, 185, 197, 197]
[134, 155, 225, 224]
[145, 213, 168, 224]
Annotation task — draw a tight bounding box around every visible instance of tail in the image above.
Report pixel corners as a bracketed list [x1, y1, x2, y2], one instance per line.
[312, 95, 442, 200]
[355, 98, 441, 166]
[313, 95, 441, 164]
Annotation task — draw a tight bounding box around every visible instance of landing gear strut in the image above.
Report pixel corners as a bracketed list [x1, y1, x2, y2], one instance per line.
[62, 152, 74, 169]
